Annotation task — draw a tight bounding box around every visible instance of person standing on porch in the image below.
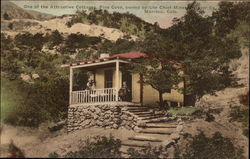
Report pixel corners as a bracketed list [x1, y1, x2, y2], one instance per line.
[86, 78, 95, 90]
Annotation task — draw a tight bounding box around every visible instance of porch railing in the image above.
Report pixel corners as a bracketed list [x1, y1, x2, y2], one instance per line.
[70, 88, 118, 104]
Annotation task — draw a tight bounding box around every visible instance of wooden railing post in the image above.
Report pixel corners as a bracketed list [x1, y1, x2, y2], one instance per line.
[69, 67, 73, 105]
[115, 60, 120, 101]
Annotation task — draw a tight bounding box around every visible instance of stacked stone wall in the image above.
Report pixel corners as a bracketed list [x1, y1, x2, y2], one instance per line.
[67, 103, 141, 132]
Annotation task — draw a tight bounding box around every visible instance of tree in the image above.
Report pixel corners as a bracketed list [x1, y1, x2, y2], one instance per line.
[1, 33, 14, 51]
[166, 2, 242, 105]
[14, 32, 46, 50]
[212, 1, 250, 37]
[3, 12, 11, 20]
[111, 36, 139, 55]
[47, 30, 63, 49]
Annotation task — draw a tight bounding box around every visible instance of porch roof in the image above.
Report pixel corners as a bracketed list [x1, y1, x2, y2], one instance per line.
[61, 51, 183, 68]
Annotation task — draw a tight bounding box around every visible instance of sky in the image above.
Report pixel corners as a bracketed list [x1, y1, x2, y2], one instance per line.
[12, 1, 219, 28]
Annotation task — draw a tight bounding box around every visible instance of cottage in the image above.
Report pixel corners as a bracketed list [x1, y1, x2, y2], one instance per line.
[62, 51, 184, 107]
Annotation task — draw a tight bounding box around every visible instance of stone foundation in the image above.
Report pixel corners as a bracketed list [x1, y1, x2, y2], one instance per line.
[67, 103, 141, 132]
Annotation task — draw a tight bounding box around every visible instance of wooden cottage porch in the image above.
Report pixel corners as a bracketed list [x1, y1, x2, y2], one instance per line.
[62, 55, 133, 106]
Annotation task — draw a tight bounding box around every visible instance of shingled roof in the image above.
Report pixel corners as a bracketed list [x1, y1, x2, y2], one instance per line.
[61, 51, 183, 67]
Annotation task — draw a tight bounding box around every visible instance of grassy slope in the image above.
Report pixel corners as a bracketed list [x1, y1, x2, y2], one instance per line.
[1, 78, 28, 122]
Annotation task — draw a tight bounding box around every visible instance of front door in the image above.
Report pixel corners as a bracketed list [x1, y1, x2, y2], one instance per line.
[104, 70, 113, 88]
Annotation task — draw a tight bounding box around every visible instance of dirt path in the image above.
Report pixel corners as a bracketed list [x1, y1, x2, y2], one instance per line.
[0, 124, 136, 158]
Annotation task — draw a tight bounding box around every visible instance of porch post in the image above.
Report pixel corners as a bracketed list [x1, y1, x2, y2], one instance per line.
[140, 74, 144, 106]
[116, 60, 119, 101]
[69, 67, 73, 105]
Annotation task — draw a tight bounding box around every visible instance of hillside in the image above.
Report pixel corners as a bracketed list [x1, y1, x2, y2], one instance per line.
[1, 2, 138, 41]
[2, 17, 137, 42]
[178, 48, 249, 158]
[66, 10, 159, 38]
[1, 1, 54, 20]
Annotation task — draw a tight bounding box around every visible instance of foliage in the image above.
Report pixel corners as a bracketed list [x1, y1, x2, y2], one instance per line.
[50, 135, 122, 158]
[1, 78, 27, 122]
[72, 69, 89, 91]
[212, 2, 250, 37]
[227, 21, 250, 49]
[60, 33, 102, 54]
[45, 30, 63, 49]
[127, 145, 164, 158]
[1, 33, 14, 51]
[183, 131, 245, 159]
[66, 9, 157, 38]
[14, 32, 47, 50]
[3, 77, 69, 127]
[110, 36, 139, 55]
[8, 140, 25, 158]
[173, 145, 181, 158]
[75, 49, 96, 61]
[48, 152, 59, 158]
[168, 107, 199, 115]
[204, 112, 215, 122]
[243, 128, 249, 138]
[3, 12, 11, 20]
[1, 34, 70, 127]
[229, 106, 249, 127]
[164, 1, 244, 103]
[239, 92, 249, 106]
[207, 108, 223, 114]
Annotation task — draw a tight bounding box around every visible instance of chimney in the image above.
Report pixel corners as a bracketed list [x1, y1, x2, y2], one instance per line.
[100, 53, 110, 58]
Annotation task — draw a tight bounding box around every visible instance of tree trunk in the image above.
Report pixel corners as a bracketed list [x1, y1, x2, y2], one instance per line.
[159, 91, 164, 109]
[183, 74, 186, 106]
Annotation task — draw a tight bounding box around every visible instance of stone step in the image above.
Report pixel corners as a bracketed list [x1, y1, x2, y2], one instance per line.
[127, 108, 149, 111]
[142, 123, 178, 128]
[121, 140, 159, 148]
[144, 117, 173, 123]
[126, 106, 149, 109]
[128, 135, 163, 142]
[136, 114, 156, 117]
[140, 115, 166, 121]
[128, 109, 151, 113]
[138, 128, 174, 135]
[130, 133, 171, 142]
[133, 112, 153, 115]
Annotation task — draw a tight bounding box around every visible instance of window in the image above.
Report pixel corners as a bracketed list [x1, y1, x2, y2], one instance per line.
[104, 70, 113, 88]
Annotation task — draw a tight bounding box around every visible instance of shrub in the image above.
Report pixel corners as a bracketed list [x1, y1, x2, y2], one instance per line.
[58, 135, 122, 158]
[8, 140, 25, 158]
[243, 128, 249, 138]
[3, 77, 69, 127]
[239, 92, 249, 106]
[127, 145, 164, 158]
[229, 105, 249, 138]
[173, 145, 181, 158]
[168, 107, 199, 115]
[183, 131, 244, 159]
[207, 108, 223, 114]
[48, 152, 59, 158]
[229, 106, 249, 127]
[205, 112, 215, 122]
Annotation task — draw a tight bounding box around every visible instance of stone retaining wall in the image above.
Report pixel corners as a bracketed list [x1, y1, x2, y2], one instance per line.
[67, 103, 141, 132]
